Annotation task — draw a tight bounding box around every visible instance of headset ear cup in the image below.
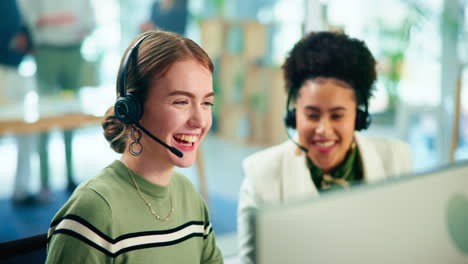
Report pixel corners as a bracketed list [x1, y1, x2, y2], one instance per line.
[127, 93, 142, 121]
[355, 108, 371, 131]
[114, 93, 142, 124]
[284, 108, 297, 129]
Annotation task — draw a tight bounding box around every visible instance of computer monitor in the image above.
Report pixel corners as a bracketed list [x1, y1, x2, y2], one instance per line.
[255, 161, 468, 264]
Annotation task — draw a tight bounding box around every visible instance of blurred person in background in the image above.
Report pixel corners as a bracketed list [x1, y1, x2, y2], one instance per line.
[17, 0, 96, 199]
[0, 0, 36, 205]
[237, 31, 413, 264]
[140, 0, 189, 36]
[0, 0, 31, 101]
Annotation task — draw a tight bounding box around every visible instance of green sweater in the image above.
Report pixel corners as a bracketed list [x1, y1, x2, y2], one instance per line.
[46, 160, 223, 263]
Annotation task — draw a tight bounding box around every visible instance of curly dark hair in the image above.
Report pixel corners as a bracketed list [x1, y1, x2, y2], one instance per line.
[282, 31, 376, 107]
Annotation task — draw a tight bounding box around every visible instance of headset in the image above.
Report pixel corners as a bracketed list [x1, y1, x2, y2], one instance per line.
[114, 33, 183, 158]
[283, 82, 371, 152]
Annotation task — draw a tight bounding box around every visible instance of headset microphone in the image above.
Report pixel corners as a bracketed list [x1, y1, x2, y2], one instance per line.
[284, 87, 309, 153]
[286, 126, 309, 153]
[133, 122, 183, 158]
[114, 33, 184, 158]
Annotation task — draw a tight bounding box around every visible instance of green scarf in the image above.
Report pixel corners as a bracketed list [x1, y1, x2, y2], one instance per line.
[306, 143, 364, 192]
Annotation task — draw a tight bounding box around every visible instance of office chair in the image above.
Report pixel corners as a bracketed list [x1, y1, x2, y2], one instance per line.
[0, 233, 47, 264]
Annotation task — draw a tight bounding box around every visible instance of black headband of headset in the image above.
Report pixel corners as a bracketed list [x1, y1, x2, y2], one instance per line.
[118, 34, 151, 98]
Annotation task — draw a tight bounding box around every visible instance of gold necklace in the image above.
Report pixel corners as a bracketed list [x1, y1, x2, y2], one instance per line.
[127, 167, 174, 222]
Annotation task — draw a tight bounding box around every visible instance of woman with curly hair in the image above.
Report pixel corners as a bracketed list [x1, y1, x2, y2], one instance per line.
[237, 31, 412, 264]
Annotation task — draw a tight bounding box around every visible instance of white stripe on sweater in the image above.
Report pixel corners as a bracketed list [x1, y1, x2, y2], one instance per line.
[49, 219, 210, 254]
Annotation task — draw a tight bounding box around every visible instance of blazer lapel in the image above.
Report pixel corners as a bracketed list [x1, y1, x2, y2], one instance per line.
[280, 141, 319, 202]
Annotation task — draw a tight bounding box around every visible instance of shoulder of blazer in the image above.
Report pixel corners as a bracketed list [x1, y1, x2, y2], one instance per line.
[242, 140, 296, 180]
[357, 134, 410, 157]
[355, 133, 412, 178]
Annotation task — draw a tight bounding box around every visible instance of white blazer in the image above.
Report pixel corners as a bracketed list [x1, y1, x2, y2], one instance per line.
[237, 132, 412, 264]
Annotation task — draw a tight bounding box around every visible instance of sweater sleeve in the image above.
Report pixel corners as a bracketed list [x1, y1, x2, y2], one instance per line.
[201, 200, 224, 264]
[45, 186, 113, 264]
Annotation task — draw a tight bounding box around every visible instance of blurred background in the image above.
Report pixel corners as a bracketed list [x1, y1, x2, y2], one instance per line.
[1, 0, 467, 260]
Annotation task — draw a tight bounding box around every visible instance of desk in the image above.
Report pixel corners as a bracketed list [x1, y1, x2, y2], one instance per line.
[0, 95, 102, 136]
[0, 113, 102, 136]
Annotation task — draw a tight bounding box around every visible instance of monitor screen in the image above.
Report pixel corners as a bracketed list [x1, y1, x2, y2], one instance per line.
[256, 161, 468, 264]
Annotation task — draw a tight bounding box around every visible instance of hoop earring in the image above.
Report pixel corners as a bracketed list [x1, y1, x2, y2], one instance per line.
[129, 127, 143, 156]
